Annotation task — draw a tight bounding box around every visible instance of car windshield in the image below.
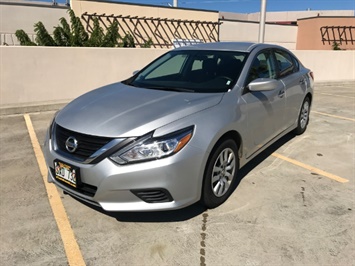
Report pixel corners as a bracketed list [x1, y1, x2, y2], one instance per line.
[125, 50, 248, 93]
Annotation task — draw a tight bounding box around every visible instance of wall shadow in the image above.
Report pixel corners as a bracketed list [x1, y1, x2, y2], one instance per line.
[68, 131, 296, 223]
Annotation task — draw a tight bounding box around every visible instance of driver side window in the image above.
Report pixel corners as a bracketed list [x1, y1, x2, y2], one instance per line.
[247, 51, 277, 84]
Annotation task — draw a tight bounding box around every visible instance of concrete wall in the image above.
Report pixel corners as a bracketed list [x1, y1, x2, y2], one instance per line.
[297, 17, 355, 50]
[2, 0, 354, 51]
[219, 20, 298, 49]
[1, 46, 354, 107]
[295, 50, 355, 81]
[70, 0, 219, 48]
[248, 10, 354, 23]
[0, 46, 168, 106]
[220, 10, 355, 22]
[71, 0, 218, 22]
[0, 1, 68, 45]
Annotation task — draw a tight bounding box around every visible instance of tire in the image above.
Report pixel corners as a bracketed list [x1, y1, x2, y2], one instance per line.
[201, 139, 239, 209]
[294, 97, 310, 135]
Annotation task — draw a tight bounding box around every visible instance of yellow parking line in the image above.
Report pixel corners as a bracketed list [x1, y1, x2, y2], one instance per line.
[24, 114, 86, 266]
[271, 152, 349, 183]
[319, 92, 355, 99]
[312, 111, 355, 122]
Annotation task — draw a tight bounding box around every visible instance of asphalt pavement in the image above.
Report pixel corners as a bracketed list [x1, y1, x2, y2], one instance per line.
[0, 82, 354, 265]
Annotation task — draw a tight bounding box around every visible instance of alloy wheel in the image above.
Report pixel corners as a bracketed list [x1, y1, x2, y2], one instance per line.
[211, 148, 236, 197]
[300, 100, 310, 129]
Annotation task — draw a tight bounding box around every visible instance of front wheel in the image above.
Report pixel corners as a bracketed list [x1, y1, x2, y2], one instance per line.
[201, 139, 239, 209]
[294, 97, 311, 135]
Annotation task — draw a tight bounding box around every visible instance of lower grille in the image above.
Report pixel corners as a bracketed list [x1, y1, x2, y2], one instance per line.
[131, 189, 173, 203]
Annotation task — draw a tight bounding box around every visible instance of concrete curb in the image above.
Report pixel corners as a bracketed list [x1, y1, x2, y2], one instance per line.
[0, 101, 69, 116]
[314, 80, 355, 86]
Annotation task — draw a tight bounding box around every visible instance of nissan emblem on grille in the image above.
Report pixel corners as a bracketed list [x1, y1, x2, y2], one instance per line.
[65, 136, 78, 153]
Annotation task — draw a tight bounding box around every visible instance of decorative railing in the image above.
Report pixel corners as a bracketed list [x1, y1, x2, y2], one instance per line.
[81, 12, 221, 48]
[320, 26, 355, 45]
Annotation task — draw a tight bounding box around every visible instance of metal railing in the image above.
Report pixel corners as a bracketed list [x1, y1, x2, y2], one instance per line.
[1, 32, 36, 46]
[81, 12, 221, 48]
[320, 26, 355, 45]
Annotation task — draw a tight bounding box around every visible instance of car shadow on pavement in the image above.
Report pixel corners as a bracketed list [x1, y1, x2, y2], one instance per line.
[69, 132, 296, 223]
[237, 132, 296, 183]
[71, 195, 207, 222]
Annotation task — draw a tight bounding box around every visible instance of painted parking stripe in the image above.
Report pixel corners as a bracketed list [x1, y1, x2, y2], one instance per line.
[312, 111, 355, 122]
[24, 114, 86, 266]
[271, 152, 349, 183]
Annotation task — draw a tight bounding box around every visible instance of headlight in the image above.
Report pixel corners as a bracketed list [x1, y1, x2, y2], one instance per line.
[109, 126, 194, 164]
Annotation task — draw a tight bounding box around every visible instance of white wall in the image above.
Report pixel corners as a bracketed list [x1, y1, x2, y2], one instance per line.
[293, 50, 355, 82]
[1, 46, 354, 107]
[0, 2, 68, 45]
[246, 10, 355, 22]
[0, 46, 168, 106]
[219, 20, 298, 49]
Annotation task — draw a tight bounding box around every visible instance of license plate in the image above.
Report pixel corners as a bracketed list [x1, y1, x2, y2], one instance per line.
[54, 160, 79, 188]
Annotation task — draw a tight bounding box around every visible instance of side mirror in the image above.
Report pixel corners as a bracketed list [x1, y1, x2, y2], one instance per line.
[248, 78, 279, 91]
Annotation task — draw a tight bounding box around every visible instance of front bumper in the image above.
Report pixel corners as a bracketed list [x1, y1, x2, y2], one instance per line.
[44, 134, 205, 211]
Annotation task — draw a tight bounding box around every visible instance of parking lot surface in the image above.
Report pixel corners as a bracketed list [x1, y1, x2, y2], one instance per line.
[0, 82, 354, 265]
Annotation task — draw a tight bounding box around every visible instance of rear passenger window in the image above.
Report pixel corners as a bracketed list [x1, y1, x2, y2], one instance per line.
[274, 50, 296, 78]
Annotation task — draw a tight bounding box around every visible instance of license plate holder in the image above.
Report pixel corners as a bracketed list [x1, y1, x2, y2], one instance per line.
[54, 160, 80, 188]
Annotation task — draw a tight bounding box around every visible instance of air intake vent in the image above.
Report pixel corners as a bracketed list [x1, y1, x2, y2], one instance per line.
[131, 189, 173, 203]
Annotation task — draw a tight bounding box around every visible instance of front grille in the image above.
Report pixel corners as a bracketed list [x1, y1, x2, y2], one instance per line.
[131, 189, 173, 203]
[50, 167, 97, 197]
[54, 123, 113, 161]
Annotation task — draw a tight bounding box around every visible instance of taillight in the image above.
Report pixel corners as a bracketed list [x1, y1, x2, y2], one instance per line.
[309, 71, 314, 81]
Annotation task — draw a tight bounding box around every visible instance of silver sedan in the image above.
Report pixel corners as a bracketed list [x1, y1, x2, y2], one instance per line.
[44, 42, 314, 211]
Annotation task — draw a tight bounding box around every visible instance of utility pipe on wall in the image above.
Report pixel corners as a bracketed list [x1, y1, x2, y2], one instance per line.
[258, 0, 267, 43]
[173, 0, 178, 7]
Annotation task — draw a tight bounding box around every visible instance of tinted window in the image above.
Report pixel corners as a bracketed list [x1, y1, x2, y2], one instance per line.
[129, 50, 248, 93]
[274, 50, 296, 78]
[247, 51, 277, 84]
[292, 56, 300, 71]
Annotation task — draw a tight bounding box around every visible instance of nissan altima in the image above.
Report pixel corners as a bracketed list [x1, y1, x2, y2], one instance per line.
[44, 42, 314, 211]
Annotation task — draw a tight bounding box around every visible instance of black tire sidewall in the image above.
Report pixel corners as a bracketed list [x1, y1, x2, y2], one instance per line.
[202, 139, 239, 209]
[295, 97, 310, 135]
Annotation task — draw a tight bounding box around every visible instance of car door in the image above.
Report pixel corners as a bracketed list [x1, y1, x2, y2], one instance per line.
[273, 49, 307, 129]
[241, 50, 286, 158]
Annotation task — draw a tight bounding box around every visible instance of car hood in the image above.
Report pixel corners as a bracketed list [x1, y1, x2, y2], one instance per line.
[55, 82, 223, 137]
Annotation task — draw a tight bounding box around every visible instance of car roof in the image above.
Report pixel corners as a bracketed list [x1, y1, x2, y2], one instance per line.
[175, 42, 279, 53]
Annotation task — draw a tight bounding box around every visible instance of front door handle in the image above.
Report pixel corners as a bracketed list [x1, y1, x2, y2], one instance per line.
[278, 90, 285, 98]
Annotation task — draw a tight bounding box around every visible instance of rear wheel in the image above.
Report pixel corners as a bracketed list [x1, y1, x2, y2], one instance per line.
[294, 97, 310, 135]
[202, 139, 239, 209]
